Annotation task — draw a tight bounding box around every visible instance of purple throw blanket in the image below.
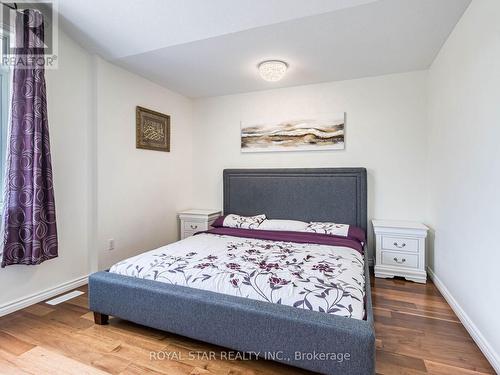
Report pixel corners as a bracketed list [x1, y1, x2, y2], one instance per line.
[198, 227, 364, 254]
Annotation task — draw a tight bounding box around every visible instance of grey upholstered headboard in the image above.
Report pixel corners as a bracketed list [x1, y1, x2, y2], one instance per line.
[223, 168, 367, 233]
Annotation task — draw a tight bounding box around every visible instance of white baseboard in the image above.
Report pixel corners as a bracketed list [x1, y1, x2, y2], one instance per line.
[427, 267, 500, 373]
[0, 275, 88, 317]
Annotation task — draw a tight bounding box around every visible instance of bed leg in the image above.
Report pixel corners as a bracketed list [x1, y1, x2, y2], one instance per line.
[93, 312, 109, 325]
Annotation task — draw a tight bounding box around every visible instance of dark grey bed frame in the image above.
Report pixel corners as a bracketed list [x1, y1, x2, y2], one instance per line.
[89, 168, 375, 375]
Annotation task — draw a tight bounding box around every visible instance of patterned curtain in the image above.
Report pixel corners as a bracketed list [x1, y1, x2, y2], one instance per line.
[1, 9, 58, 267]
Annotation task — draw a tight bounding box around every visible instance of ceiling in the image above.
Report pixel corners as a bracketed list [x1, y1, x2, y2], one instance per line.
[57, 0, 471, 98]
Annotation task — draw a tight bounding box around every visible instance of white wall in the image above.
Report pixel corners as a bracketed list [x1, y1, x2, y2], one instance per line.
[427, 0, 500, 369]
[0, 31, 93, 307]
[192, 71, 429, 259]
[95, 58, 194, 269]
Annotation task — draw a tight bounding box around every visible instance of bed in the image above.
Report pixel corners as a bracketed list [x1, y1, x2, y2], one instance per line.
[89, 168, 375, 375]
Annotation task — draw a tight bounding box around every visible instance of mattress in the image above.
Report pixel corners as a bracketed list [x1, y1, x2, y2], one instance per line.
[109, 228, 366, 320]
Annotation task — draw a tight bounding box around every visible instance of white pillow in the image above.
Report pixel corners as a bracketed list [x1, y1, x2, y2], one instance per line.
[223, 214, 266, 229]
[257, 219, 308, 232]
[305, 222, 350, 237]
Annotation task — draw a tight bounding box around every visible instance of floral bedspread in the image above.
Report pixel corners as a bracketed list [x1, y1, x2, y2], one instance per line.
[109, 232, 366, 319]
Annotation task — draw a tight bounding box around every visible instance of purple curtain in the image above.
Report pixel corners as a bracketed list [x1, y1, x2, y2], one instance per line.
[1, 10, 58, 267]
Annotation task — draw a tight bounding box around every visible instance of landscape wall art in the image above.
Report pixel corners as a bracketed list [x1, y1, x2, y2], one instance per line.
[241, 113, 345, 152]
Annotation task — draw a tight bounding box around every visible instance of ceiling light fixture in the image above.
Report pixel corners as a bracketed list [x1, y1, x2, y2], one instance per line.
[258, 60, 288, 82]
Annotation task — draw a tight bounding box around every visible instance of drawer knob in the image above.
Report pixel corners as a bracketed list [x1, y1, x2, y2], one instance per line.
[393, 242, 406, 248]
[190, 224, 198, 230]
[393, 257, 406, 264]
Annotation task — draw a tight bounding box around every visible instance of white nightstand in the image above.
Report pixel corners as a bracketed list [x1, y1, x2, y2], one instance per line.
[373, 220, 429, 283]
[178, 209, 221, 240]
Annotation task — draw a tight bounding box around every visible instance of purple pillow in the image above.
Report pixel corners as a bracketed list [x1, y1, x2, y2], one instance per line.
[347, 226, 366, 244]
[211, 215, 226, 227]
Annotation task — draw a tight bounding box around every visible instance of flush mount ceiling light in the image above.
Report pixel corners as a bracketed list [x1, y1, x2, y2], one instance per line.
[258, 60, 288, 82]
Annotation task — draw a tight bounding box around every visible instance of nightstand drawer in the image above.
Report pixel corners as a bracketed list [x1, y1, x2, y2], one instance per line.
[381, 251, 418, 268]
[183, 221, 208, 232]
[381, 236, 418, 252]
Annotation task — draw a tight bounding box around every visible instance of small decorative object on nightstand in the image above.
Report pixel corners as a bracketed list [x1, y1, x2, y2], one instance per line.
[178, 209, 222, 240]
[373, 220, 429, 283]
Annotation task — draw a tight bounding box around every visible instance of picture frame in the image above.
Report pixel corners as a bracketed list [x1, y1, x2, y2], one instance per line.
[136, 106, 170, 152]
[241, 113, 345, 153]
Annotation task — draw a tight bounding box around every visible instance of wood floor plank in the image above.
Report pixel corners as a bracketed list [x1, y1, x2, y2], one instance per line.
[23, 303, 55, 317]
[0, 348, 34, 374]
[64, 292, 90, 309]
[119, 363, 171, 375]
[0, 274, 494, 375]
[376, 311, 472, 340]
[43, 305, 95, 330]
[107, 318, 169, 340]
[14, 346, 111, 375]
[0, 330, 35, 356]
[376, 350, 428, 375]
[373, 294, 419, 310]
[82, 324, 167, 352]
[374, 306, 460, 323]
[424, 360, 494, 375]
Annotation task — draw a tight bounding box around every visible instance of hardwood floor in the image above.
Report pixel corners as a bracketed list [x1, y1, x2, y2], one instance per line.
[0, 275, 494, 375]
